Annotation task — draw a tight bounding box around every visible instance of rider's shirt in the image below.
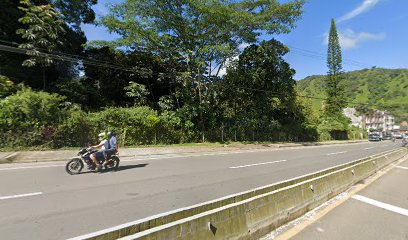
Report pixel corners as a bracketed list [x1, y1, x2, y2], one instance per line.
[109, 136, 117, 150]
[100, 139, 109, 149]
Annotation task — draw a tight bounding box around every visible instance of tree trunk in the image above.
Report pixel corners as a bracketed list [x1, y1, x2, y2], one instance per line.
[122, 129, 126, 148]
[197, 68, 205, 142]
[42, 66, 46, 90]
[221, 122, 224, 143]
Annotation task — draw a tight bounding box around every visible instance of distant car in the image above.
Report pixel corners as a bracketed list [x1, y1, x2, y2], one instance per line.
[394, 134, 403, 139]
[382, 134, 393, 140]
[368, 133, 381, 141]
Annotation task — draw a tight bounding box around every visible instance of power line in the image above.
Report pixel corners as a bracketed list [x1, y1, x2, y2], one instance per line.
[0, 41, 137, 72]
[286, 44, 372, 69]
[0, 43, 375, 105]
[235, 86, 370, 106]
[0, 39, 129, 68]
[0, 44, 138, 72]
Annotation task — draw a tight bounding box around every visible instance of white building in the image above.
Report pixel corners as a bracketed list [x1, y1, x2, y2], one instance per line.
[343, 108, 394, 132]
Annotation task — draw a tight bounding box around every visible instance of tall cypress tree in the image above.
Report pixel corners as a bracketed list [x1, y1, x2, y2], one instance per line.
[325, 19, 346, 115]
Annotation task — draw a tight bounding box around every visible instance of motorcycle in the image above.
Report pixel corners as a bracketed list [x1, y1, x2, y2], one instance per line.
[65, 147, 120, 175]
[402, 138, 408, 147]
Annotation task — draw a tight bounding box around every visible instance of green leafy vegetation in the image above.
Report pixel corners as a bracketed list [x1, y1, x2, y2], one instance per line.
[0, 0, 374, 149]
[297, 67, 408, 122]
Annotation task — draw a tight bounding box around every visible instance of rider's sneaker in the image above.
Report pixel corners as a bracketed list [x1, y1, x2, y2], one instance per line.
[95, 165, 102, 172]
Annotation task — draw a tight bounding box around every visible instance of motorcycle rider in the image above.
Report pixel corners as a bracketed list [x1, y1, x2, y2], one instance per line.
[90, 132, 109, 171]
[102, 131, 118, 168]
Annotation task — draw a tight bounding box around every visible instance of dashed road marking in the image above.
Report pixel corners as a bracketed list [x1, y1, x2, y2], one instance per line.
[396, 166, 408, 170]
[352, 195, 408, 217]
[229, 160, 287, 169]
[0, 164, 64, 171]
[327, 151, 347, 156]
[0, 192, 43, 200]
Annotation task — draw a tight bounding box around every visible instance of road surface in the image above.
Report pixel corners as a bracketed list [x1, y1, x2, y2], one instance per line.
[0, 141, 401, 239]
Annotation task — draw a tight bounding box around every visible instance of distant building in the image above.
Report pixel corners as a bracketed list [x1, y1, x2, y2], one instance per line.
[343, 108, 394, 132]
[343, 108, 362, 128]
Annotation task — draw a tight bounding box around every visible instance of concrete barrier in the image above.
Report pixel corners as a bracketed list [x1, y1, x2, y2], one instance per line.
[70, 148, 406, 240]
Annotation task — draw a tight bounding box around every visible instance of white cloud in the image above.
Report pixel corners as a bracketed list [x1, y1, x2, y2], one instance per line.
[238, 43, 250, 50]
[338, 0, 380, 23]
[324, 28, 386, 50]
[209, 43, 249, 77]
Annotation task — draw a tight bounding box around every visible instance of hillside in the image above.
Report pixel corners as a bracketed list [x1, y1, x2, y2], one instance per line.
[297, 68, 408, 122]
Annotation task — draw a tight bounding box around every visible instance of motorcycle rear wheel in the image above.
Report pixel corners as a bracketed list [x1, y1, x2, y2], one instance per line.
[105, 156, 120, 171]
[66, 158, 84, 175]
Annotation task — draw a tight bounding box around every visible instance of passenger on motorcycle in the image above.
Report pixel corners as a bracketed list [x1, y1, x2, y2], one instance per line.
[90, 132, 109, 171]
[102, 131, 119, 168]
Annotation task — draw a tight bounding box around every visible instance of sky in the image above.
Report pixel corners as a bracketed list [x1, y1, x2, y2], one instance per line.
[81, 0, 408, 80]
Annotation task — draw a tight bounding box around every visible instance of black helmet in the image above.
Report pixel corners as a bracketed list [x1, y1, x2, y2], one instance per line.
[107, 131, 115, 138]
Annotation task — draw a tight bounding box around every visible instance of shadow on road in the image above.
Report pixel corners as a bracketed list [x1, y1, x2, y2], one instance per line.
[115, 163, 149, 171]
[77, 163, 149, 175]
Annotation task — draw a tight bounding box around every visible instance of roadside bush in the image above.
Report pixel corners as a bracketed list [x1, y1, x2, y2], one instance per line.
[52, 109, 97, 148]
[0, 86, 67, 148]
[91, 106, 160, 146]
[317, 113, 350, 141]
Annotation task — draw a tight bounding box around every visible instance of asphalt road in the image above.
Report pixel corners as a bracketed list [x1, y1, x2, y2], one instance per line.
[0, 141, 402, 239]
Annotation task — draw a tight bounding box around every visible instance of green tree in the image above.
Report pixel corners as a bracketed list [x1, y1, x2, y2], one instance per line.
[325, 18, 346, 115]
[83, 47, 182, 109]
[52, 0, 97, 31]
[124, 81, 150, 106]
[221, 40, 316, 141]
[0, 0, 93, 92]
[96, 0, 305, 141]
[0, 75, 14, 98]
[16, 0, 66, 89]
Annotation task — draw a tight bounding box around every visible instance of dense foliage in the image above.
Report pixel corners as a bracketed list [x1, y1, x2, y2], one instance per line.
[297, 68, 408, 123]
[0, 0, 376, 148]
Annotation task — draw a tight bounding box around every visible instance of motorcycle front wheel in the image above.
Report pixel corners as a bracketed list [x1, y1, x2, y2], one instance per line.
[66, 158, 84, 175]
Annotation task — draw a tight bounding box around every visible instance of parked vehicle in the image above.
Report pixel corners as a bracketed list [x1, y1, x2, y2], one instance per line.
[394, 133, 403, 139]
[382, 133, 393, 140]
[66, 147, 120, 175]
[368, 133, 381, 141]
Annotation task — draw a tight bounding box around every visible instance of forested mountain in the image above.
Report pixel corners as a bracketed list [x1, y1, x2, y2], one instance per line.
[297, 68, 408, 122]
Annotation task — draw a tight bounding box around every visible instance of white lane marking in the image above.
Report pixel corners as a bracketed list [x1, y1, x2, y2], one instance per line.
[327, 151, 347, 156]
[352, 195, 408, 217]
[364, 147, 374, 150]
[0, 192, 43, 200]
[396, 166, 408, 170]
[0, 164, 64, 171]
[229, 160, 287, 169]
